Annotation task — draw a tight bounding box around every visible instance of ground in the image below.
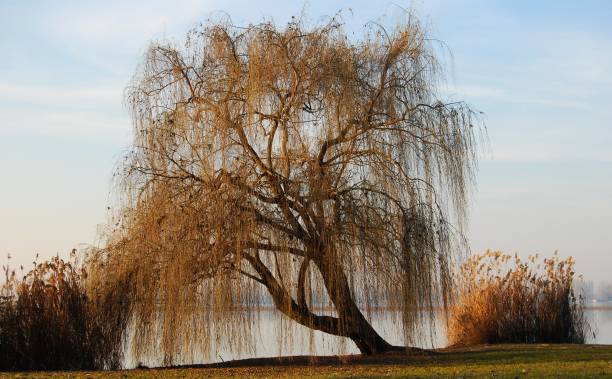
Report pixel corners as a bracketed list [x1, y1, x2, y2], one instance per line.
[2, 344, 611, 378]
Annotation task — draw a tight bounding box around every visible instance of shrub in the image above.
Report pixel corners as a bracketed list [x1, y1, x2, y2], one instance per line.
[447, 251, 591, 346]
[0, 251, 118, 371]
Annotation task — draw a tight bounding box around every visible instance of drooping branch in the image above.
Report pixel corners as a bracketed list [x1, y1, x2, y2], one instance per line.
[242, 253, 344, 336]
[91, 11, 482, 363]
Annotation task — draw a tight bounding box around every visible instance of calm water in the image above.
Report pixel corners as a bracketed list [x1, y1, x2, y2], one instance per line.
[126, 308, 612, 368]
[587, 308, 612, 344]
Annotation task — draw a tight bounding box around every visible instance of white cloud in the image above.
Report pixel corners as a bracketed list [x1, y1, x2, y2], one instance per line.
[47, 0, 218, 51]
[483, 113, 612, 163]
[0, 81, 130, 143]
[38, 0, 220, 80]
[531, 30, 612, 88]
[448, 85, 505, 99]
[443, 84, 591, 110]
[0, 107, 130, 144]
[0, 83, 123, 109]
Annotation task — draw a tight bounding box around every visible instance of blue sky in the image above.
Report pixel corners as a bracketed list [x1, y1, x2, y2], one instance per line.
[1, 1, 611, 282]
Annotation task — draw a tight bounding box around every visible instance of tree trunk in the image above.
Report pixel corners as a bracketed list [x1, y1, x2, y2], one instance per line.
[314, 253, 404, 355]
[245, 251, 428, 355]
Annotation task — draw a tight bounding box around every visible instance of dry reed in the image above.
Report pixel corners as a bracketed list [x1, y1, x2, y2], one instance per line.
[447, 251, 591, 346]
[0, 251, 119, 371]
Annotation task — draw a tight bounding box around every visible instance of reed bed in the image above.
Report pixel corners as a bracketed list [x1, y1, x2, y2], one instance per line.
[0, 251, 117, 371]
[447, 251, 591, 346]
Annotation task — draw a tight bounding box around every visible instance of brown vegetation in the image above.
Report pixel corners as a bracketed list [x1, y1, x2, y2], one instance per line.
[447, 251, 591, 346]
[86, 11, 482, 365]
[0, 252, 118, 371]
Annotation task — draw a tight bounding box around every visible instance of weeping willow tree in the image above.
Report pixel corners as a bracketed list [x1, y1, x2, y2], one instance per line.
[87, 13, 481, 365]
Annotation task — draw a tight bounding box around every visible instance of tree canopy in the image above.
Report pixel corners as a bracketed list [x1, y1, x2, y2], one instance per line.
[87, 13, 481, 365]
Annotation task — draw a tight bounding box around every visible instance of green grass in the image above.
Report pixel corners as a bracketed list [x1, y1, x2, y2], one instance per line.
[1, 344, 611, 378]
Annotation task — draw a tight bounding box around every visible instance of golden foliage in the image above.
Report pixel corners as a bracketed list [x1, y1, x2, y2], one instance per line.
[447, 251, 591, 346]
[88, 11, 481, 364]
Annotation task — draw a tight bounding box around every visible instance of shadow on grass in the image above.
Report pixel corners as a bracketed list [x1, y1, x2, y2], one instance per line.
[159, 344, 611, 371]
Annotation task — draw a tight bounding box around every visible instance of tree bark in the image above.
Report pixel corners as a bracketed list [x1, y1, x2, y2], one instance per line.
[244, 251, 426, 355]
[314, 252, 404, 355]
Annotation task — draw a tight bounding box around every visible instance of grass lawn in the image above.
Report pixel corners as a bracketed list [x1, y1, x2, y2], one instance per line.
[1, 344, 611, 378]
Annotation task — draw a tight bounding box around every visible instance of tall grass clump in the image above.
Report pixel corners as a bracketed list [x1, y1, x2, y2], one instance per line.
[447, 251, 591, 346]
[0, 251, 119, 371]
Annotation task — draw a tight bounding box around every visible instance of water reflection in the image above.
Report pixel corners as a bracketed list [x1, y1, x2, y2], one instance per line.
[586, 307, 612, 344]
[126, 307, 612, 368]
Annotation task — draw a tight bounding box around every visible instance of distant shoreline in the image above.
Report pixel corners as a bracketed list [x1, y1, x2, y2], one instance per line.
[585, 305, 612, 310]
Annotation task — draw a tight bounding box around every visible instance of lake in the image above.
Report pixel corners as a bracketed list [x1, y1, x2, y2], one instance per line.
[126, 307, 612, 368]
[588, 307, 612, 345]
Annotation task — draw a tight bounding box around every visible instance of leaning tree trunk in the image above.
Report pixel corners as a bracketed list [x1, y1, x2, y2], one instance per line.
[244, 251, 424, 355]
[315, 252, 404, 355]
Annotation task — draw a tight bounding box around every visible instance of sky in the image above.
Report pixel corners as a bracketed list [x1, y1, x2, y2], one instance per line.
[1, 0, 611, 282]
